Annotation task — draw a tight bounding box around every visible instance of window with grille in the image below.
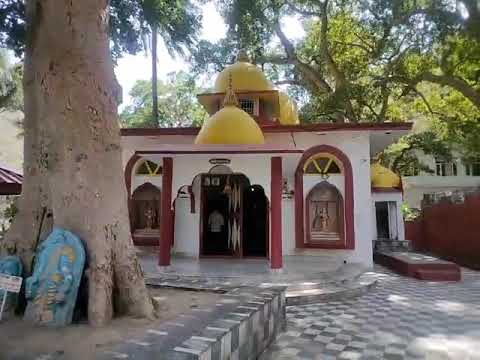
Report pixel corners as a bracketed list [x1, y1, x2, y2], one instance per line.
[239, 98, 257, 116]
[304, 155, 342, 175]
[465, 159, 480, 176]
[435, 158, 457, 176]
[136, 160, 162, 176]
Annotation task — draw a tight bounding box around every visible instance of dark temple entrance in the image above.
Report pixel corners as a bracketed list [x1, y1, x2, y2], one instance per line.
[200, 173, 268, 257]
[202, 175, 230, 255]
[375, 201, 390, 239]
[242, 185, 268, 257]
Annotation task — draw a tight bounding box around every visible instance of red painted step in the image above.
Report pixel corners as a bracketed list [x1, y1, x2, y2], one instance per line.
[374, 251, 461, 282]
[414, 268, 461, 281]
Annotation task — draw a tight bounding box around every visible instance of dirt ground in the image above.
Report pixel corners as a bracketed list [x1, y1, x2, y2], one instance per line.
[0, 288, 221, 360]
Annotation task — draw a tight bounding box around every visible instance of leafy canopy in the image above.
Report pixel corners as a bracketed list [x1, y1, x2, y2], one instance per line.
[0, 0, 202, 59]
[0, 49, 22, 111]
[120, 71, 208, 128]
[192, 0, 479, 124]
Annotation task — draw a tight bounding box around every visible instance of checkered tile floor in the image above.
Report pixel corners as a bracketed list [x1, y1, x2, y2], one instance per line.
[261, 265, 480, 360]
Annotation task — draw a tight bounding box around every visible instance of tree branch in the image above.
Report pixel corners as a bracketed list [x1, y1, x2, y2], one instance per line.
[274, 79, 303, 86]
[318, 0, 357, 122]
[272, 20, 332, 94]
[418, 72, 480, 109]
[332, 40, 372, 54]
[285, 1, 321, 17]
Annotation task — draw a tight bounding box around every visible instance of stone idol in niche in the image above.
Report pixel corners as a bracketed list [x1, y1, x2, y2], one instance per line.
[24, 228, 85, 326]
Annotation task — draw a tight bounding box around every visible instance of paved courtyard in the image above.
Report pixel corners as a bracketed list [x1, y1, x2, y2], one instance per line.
[261, 266, 480, 360]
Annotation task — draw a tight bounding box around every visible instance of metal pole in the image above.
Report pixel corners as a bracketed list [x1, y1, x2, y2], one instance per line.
[0, 290, 7, 321]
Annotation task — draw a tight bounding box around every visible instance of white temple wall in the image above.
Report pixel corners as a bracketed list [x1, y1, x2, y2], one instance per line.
[277, 132, 374, 267]
[122, 130, 376, 266]
[282, 198, 296, 255]
[174, 196, 198, 257]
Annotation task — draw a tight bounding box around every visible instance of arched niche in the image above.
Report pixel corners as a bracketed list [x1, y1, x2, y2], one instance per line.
[131, 182, 161, 236]
[305, 182, 344, 245]
[295, 144, 355, 250]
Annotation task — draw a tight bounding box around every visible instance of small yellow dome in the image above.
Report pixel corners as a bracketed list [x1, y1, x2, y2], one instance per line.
[279, 92, 300, 125]
[215, 61, 274, 93]
[195, 105, 265, 145]
[371, 163, 401, 188]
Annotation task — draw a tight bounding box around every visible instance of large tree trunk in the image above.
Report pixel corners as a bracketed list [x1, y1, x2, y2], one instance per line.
[0, 1, 53, 273]
[5, 0, 154, 326]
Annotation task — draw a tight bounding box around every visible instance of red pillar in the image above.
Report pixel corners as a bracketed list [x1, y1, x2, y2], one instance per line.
[159, 157, 173, 267]
[294, 170, 304, 249]
[270, 156, 283, 270]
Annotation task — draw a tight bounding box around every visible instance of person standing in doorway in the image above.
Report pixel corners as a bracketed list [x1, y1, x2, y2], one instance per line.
[208, 207, 225, 252]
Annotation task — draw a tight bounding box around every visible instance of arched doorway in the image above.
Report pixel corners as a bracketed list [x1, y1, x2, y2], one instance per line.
[306, 182, 344, 243]
[201, 173, 249, 256]
[242, 185, 268, 257]
[131, 183, 161, 238]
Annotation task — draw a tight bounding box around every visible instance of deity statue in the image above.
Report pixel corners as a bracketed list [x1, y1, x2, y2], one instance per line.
[145, 206, 154, 229]
[312, 205, 329, 231]
[320, 208, 329, 231]
[24, 228, 85, 326]
[0, 240, 23, 318]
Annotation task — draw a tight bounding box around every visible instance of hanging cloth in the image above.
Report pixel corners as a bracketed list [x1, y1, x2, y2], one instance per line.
[227, 216, 231, 248]
[232, 220, 237, 251]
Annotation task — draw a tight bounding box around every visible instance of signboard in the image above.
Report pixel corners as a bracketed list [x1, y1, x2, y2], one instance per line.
[0, 274, 22, 293]
[209, 158, 231, 165]
[0, 273, 23, 320]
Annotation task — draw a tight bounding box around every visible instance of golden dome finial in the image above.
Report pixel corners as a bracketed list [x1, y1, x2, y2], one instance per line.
[223, 73, 239, 107]
[236, 50, 250, 63]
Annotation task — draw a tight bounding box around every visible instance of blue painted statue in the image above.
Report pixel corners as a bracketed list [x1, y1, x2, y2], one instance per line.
[24, 228, 86, 326]
[0, 241, 23, 317]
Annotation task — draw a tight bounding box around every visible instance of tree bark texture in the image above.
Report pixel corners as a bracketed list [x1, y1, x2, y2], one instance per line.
[6, 0, 154, 326]
[0, 0, 53, 274]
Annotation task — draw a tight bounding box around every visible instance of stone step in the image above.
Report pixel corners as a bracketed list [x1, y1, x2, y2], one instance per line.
[414, 269, 461, 281]
[374, 239, 412, 252]
[286, 273, 378, 305]
[311, 232, 340, 241]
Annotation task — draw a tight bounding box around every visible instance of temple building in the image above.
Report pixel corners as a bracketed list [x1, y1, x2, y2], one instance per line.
[121, 53, 411, 270]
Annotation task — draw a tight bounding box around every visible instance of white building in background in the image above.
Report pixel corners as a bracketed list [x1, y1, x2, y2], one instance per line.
[402, 152, 480, 209]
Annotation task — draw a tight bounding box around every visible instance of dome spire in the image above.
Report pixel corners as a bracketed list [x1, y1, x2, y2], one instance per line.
[222, 73, 239, 107]
[236, 50, 250, 63]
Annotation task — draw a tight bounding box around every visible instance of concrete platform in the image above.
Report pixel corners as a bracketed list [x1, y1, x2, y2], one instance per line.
[138, 250, 378, 305]
[374, 251, 461, 281]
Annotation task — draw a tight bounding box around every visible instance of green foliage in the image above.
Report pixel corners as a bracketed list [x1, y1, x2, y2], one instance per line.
[0, 195, 18, 237]
[401, 203, 421, 221]
[191, 0, 479, 125]
[379, 131, 452, 175]
[139, 0, 201, 56]
[0, 49, 22, 111]
[120, 71, 209, 128]
[0, 0, 201, 59]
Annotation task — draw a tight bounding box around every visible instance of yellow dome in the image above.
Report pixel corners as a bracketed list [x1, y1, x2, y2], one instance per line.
[279, 92, 300, 125]
[371, 163, 401, 188]
[195, 105, 265, 145]
[215, 61, 274, 93]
